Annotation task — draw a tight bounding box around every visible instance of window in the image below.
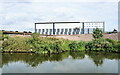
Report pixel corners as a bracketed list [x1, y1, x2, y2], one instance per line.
[73, 28, 76, 31]
[54, 29, 56, 32]
[46, 29, 48, 32]
[39, 29, 41, 34]
[42, 29, 44, 32]
[57, 29, 60, 32]
[50, 29, 52, 32]
[42, 29, 44, 34]
[61, 32, 63, 35]
[57, 32, 59, 35]
[65, 29, 68, 32]
[46, 32, 48, 34]
[61, 29, 64, 32]
[73, 32, 75, 35]
[68, 32, 71, 35]
[69, 28, 72, 32]
[49, 32, 52, 35]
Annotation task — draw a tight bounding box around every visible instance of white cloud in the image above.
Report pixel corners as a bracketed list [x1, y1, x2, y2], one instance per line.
[0, 1, 118, 32]
[0, 0, 119, 2]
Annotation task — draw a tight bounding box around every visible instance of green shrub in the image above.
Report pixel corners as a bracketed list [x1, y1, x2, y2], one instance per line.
[77, 41, 86, 51]
[2, 37, 32, 51]
[93, 28, 103, 39]
[61, 40, 71, 51]
[2, 32, 119, 53]
[69, 41, 78, 51]
[69, 41, 86, 51]
[105, 38, 118, 45]
[2, 34, 9, 40]
[85, 39, 119, 52]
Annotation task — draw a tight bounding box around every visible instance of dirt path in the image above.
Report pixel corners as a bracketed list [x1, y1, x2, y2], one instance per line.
[48, 33, 118, 41]
[8, 33, 119, 41]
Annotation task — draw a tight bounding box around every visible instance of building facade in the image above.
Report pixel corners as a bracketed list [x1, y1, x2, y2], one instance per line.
[35, 22, 105, 35]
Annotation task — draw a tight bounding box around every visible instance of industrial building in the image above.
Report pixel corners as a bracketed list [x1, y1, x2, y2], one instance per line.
[35, 22, 105, 35]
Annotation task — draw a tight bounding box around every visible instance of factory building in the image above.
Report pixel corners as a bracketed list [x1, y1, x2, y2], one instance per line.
[35, 22, 105, 35]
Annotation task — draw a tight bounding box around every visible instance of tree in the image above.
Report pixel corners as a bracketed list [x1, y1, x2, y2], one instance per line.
[15, 31, 18, 32]
[28, 31, 32, 33]
[93, 28, 103, 39]
[112, 29, 117, 33]
[23, 31, 27, 33]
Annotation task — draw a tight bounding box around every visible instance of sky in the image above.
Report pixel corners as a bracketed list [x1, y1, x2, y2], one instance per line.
[0, 0, 119, 32]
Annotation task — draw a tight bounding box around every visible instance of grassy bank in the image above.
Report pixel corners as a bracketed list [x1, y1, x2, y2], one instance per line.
[1, 33, 120, 53]
[1, 28, 120, 53]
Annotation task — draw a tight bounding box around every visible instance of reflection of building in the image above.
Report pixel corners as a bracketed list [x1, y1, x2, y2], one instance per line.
[35, 22, 105, 35]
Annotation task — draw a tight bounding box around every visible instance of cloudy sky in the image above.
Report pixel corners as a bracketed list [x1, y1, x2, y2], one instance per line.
[0, 0, 119, 32]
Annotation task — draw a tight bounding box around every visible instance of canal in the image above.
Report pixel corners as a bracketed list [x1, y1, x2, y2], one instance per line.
[2, 52, 119, 73]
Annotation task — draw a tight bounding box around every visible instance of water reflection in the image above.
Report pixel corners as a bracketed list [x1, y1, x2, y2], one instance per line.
[0, 53, 1, 74]
[2, 52, 69, 67]
[70, 52, 85, 59]
[0, 68, 1, 75]
[2, 52, 119, 68]
[86, 52, 119, 67]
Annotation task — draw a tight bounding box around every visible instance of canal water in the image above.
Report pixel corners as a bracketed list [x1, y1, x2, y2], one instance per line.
[2, 52, 119, 73]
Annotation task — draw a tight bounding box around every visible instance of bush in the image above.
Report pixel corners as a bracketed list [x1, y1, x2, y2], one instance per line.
[93, 28, 103, 39]
[105, 38, 118, 45]
[113, 43, 120, 52]
[77, 41, 87, 51]
[26, 33, 65, 54]
[104, 38, 119, 52]
[2, 32, 119, 53]
[69, 41, 86, 51]
[69, 41, 78, 51]
[61, 39, 71, 51]
[85, 39, 119, 52]
[2, 37, 32, 51]
[2, 34, 9, 40]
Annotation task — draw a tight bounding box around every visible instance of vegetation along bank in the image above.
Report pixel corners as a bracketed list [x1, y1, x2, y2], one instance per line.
[1, 28, 120, 53]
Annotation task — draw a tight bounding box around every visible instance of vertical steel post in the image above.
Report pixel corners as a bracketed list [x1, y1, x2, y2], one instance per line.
[53, 23, 55, 35]
[103, 22, 105, 33]
[35, 23, 37, 33]
[39, 29, 40, 34]
[82, 22, 84, 34]
[88, 28, 89, 34]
